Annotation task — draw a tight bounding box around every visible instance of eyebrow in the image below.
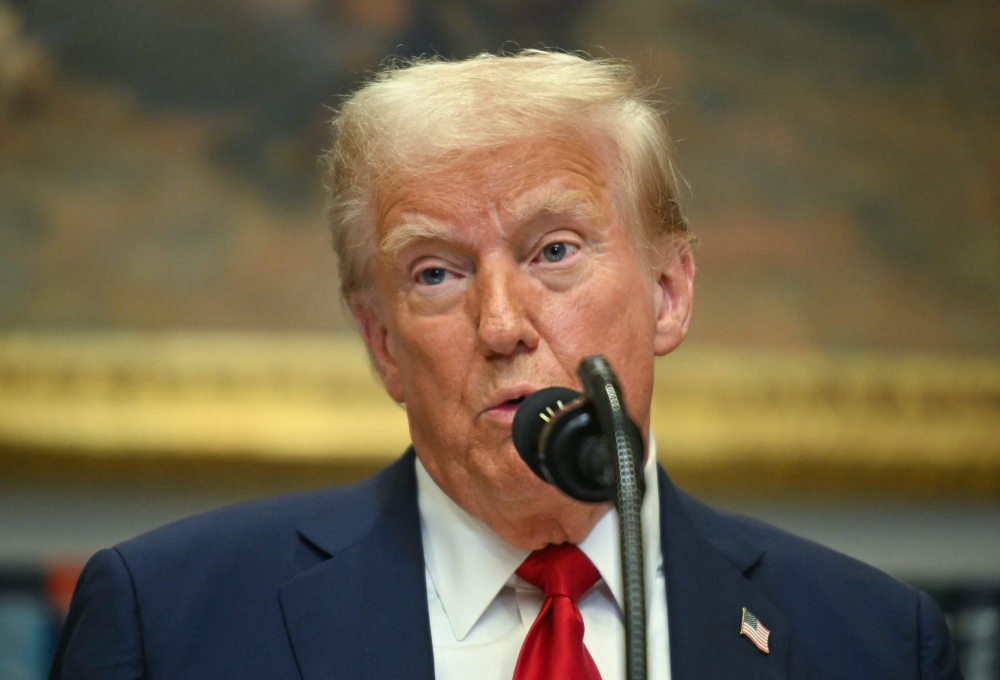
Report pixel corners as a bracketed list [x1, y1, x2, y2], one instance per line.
[378, 214, 454, 262]
[377, 188, 603, 262]
[505, 188, 602, 227]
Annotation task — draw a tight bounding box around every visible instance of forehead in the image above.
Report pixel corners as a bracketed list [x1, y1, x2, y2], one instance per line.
[374, 136, 614, 235]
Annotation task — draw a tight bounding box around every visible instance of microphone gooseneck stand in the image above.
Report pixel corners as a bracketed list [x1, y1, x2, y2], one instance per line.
[578, 358, 647, 680]
[511, 355, 647, 680]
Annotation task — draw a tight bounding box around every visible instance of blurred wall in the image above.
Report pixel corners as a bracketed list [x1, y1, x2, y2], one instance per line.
[0, 0, 996, 351]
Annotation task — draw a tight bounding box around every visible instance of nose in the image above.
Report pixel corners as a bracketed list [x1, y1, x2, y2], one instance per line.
[472, 258, 540, 358]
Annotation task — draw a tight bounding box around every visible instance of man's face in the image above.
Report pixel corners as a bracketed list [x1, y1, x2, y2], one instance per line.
[354, 137, 693, 549]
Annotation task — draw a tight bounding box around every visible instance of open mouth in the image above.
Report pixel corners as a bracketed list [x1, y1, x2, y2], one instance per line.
[487, 395, 528, 416]
[484, 389, 534, 420]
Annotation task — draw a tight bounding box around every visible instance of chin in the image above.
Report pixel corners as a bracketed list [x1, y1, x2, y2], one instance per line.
[485, 459, 589, 516]
[476, 448, 551, 501]
[436, 437, 611, 549]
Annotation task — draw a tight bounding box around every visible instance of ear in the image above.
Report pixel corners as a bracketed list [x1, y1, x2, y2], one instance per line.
[350, 293, 406, 403]
[651, 241, 695, 357]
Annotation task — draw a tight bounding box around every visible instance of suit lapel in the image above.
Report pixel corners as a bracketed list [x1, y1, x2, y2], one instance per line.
[659, 467, 789, 680]
[277, 451, 789, 680]
[278, 451, 434, 680]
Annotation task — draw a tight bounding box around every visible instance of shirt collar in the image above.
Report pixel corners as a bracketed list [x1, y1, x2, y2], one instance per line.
[415, 435, 663, 640]
[415, 459, 530, 640]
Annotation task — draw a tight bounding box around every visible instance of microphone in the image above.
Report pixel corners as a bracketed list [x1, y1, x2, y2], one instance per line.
[511, 355, 648, 680]
[511, 358, 644, 504]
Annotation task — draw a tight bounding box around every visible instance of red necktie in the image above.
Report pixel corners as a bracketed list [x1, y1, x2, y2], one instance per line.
[513, 543, 604, 680]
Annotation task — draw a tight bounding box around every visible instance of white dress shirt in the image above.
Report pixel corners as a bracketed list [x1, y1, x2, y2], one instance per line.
[415, 437, 670, 680]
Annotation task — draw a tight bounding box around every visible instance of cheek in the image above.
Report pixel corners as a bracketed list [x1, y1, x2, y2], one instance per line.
[390, 304, 480, 422]
[539, 262, 657, 418]
[545, 261, 656, 348]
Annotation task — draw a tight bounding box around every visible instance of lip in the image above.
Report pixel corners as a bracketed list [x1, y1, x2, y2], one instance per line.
[482, 384, 539, 423]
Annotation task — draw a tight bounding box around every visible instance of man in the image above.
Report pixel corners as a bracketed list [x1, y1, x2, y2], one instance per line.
[50, 51, 962, 680]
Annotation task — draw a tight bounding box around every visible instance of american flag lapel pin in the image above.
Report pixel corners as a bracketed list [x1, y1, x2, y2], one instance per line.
[740, 607, 771, 654]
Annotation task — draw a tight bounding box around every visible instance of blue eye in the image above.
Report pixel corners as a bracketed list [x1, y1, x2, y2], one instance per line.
[542, 243, 568, 262]
[420, 267, 447, 285]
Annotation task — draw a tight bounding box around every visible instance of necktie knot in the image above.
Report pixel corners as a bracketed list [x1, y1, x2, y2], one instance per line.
[516, 543, 601, 603]
[513, 543, 604, 680]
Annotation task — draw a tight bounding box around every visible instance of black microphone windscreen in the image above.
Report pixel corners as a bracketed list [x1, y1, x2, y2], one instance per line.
[511, 386, 581, 481]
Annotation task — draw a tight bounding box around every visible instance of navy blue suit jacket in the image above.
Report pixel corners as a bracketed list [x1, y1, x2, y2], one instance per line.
[50, 450, 962, 679]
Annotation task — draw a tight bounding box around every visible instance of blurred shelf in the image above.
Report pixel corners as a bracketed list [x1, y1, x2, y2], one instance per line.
[1, 332, 999, 497]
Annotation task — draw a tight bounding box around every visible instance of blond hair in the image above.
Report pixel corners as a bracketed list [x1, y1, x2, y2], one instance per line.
[324, 50, 690, 300]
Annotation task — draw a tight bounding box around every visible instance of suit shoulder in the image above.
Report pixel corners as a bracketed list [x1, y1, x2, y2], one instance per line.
[116, 485, 337, 559]
[675, 488, 917, 608]
[672, 488, 961, 678]
[113, 451, 409, 571]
